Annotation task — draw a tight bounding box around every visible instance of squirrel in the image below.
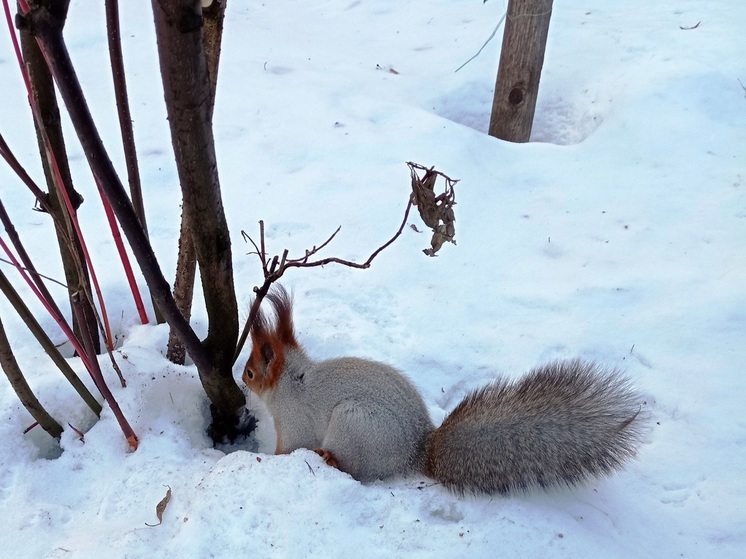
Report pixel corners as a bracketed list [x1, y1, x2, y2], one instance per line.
[241, 286, 644, 496]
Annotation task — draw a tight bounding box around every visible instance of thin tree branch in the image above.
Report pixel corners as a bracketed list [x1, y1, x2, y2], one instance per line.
[233, 162, 458, 364]
[105, 0, 146, 232]
[71, 291, 137, 449]
[232, 195, 414, 364]
[104, 0, 151, 326]
[0, 198, 66, 320]
[0, 269, 101, 416]
[0, 314, 63, 440]
[0, 132, 50, 208]
[0, 258, 66, 288]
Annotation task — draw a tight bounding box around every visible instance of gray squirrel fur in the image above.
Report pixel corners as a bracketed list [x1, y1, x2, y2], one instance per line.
[242, 287, 644, 496]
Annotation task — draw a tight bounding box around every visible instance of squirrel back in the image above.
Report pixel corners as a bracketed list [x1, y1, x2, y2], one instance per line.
[243, 287, 644, 496]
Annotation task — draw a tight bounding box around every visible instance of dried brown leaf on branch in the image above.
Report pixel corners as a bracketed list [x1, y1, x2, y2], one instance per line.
[232, 161, 458, 360]
[407, 162, 458, 256]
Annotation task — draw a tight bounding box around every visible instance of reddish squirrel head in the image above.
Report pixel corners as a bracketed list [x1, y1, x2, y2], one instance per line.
[242, 286, 299, 396]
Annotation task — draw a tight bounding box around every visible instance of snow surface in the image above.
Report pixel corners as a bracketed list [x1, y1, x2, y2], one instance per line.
[0, 0, 744, 557]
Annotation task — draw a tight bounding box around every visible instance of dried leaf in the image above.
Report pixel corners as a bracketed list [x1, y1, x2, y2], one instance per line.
[407, 162, 458, 256]
[145, 485, 172, 527]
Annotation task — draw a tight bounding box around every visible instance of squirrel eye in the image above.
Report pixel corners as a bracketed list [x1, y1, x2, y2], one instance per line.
[246, 369, 254, 380]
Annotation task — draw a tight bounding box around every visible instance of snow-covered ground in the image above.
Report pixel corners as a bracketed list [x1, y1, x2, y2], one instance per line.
[0, 1, 744, 557]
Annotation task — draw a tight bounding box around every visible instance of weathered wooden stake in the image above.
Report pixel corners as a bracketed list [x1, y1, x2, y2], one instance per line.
[488, 0, 553, 142]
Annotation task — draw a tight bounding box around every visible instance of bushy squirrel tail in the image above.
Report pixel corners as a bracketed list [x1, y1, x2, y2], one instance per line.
[423, 359, 645, 495]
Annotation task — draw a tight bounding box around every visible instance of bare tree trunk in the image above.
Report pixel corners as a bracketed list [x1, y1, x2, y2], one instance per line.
[151, 0, 244, 420]
[488, 0, 553, 142]
[166, 0, 227, 365]
[19, 13, 100, 352]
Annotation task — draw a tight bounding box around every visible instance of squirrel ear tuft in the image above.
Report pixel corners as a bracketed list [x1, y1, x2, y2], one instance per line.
[267, 285, 298, 347]
[249, 301, 270, 340]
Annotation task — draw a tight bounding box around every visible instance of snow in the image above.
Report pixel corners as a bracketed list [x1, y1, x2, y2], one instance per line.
[0, 0, 744, 557]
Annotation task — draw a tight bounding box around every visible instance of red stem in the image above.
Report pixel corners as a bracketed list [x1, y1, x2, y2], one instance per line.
[2, 0, 30, 92]
[96, 178, 149, 324]
[71, 292, 138, 450]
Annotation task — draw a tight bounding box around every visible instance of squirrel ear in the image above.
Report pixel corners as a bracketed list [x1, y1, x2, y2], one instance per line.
[260, 342, 275, 365]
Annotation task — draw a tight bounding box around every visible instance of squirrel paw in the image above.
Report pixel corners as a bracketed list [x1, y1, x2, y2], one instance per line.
[314, 448, 340, 469]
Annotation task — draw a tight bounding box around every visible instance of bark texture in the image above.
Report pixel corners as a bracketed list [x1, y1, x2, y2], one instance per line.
[488, 0, 553, 142]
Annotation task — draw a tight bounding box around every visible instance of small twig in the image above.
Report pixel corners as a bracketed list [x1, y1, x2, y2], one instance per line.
[268, 255, 279, 276]
[285, 200, 414, 272]
[0, 257, 68, 289]
[455, 10, 507, 72]
[242, 230, 262, 257]
[259, 220, 267, 267]
[294, 226, 341, 264]
[0, 133, 52, 211]
[679, 21, 701, 30]
[23, 422, 38, 434]
[233, 196, 413, 364]
[67, 423, 85, 442]
[232, 278, 274, 363]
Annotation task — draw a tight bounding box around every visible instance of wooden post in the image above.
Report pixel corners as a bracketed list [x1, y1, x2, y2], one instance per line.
[488, 0, 553, 142]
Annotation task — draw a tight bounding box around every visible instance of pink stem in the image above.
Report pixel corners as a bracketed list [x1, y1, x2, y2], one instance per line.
[96, 177, 149, 324]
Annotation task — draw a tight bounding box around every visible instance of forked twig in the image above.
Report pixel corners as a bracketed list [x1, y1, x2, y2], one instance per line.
[233, 196, 413, 364]
[233, 162, 458, 363]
